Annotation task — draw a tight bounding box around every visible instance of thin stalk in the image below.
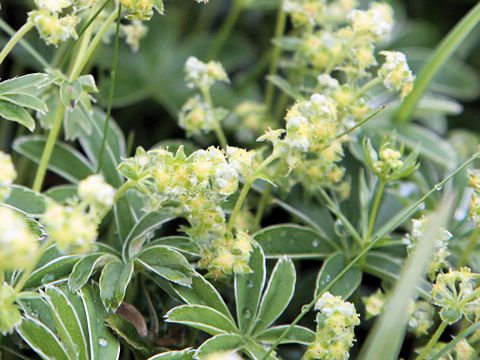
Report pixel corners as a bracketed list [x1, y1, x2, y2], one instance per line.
[264, 0, 287, 111]
[318, 187, 363, 248]
[0, 22, 34, 66]
[32, 103, 66, 192]
[253, 182, 272, 231]
[56, 0, 111, 69]
[416, 321, 448, 360]
[366, 180, 385, 243]
[429, 322, 480, 360]
[201, 87, 228, 148]
[396, 2, 480, 125]
[114, 179, 137, 203]
[0, 18, 49, 69]
[97, 4, 122, 173]
[261, 152, 480, 359]
[13, 239, 53, 293]
[69, 9, 119, 81]
[356, 77, 382, 97]
[227, 153, 278, 231]
[206, 0, 244, 60]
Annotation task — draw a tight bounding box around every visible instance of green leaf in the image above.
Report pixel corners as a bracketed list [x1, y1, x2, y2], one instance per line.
[252, 257, 296, 334]
[13, 135, 94, 183]
[235, 245, 265, 334]
[0, 73, 49, 94]
[79, 284, 121, 360]
[23, 255, 80, 289]
[196, 334, 243, 359]
[243, 338, 278, 360]
[171, 273, 233, 321]
[43, 286, 89, 360]
[4, 185, 47, 216]
[267, 75, 304, 100]
[0, 99, 35, 131]
[148, 236, 201, 258]
[105, 314, 149, 352]
[77, 75, 99, 93]
[150, 351, 195, 360]
[315, 253, 362, 299]
[255, 325, 315, 345]
[69, 253, 117, 291]
[165, 305, 238, 336]
[136, 245, 195, 287]
[254, 224, 336, 258]
[44, 185, 78, 202]
[16, 315, 70, 360]
[148, 349, 195, 360]
[152, 0, 164, 14]
[99, 260, 134, 311]
[123, 208, 176, 260]
[60, 79, 83, 109]
[0, 93, 47, 113]
[362, 251, 431, 299]
[64, 103, 92, 140]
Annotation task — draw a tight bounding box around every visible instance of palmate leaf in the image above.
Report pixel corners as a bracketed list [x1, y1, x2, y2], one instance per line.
[0, 99, 35, 131]
[148, 349, 195, 360]
[4, 185, 47, 216]
[69, 253, 118, 291]
[195, 334, 243, 359]
[0, 73, 49, 94]
[17, 283, 120, 360]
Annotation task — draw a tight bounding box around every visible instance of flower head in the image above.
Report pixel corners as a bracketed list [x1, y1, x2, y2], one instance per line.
[0, 151, 16, 202]
[0, 206, 38, 271]
[378, 51, 415, 98]
[78, 174, 116, 213]
[184, 56, 229, 90]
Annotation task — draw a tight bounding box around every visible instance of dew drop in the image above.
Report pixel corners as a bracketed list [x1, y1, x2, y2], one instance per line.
[246, 279, 254, 289]
[41, 274, 55, 284]
[312, 240, 319, 248]
[334, 219, 349, 237]
[418, 202, 426, 210]
[243, 308, 252, 320]
[435, 184, 443, 191]
[301, 305, 310, 312]
[30, 311, 38, 318]
[325, 274, 331, 282]
[99, 338, 108, 347]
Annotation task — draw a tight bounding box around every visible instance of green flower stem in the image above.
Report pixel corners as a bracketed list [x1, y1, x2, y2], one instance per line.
[201, 86, 228, 148]
[97, 4, 122, 173]
[356, 77, 382, 97]
[262, 151, 480, 360]
[32, 8, 119, 192]
[396, 2, 480, 125]
[227, 153, 278, 231]
[264, 0, 287, 111]
[0, 22, 34, 66]
[206, 0, 244, 60]
[0, 18, 49, 69]
[458, 227, 480, 267]
[416, 321, 448, 360]
[32, 103, 66, 192]
[366, 180, 386, 243]
[318, 187, 363, 248]
[69, 8, 119, 81]
[252, 182, 272, 231]
[13, 239, 54, 293]
[114, 179, 137, 203]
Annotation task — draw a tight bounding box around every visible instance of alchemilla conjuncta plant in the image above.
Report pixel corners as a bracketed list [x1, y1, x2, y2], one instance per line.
[1, 0, 480, 359]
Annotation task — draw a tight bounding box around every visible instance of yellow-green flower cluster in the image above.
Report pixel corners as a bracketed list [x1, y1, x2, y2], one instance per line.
[305, 292, 359, 360]
[226, 101, 272, 143]
[347, 3, 393, 41]
[185, 56, 229, 90]
[468, 170, 480, 225]
[363, 139, 419, 183]
[119, 146, 255, 276]
[42, 175, 114, 254]
[362, 288, 384, 320]
[121, 20, 148, 52]
[431, 267, 480, 324]
[378, 51, 415, 98]
[121, 0, 164, 21]
[179, 57, 229, 137]
[28, 0, 100, 46]
[0, 283, 22, 335]
[0, 206, 39, 271]
[405, 216, 452, 280]
[0, 151, 16, 202]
